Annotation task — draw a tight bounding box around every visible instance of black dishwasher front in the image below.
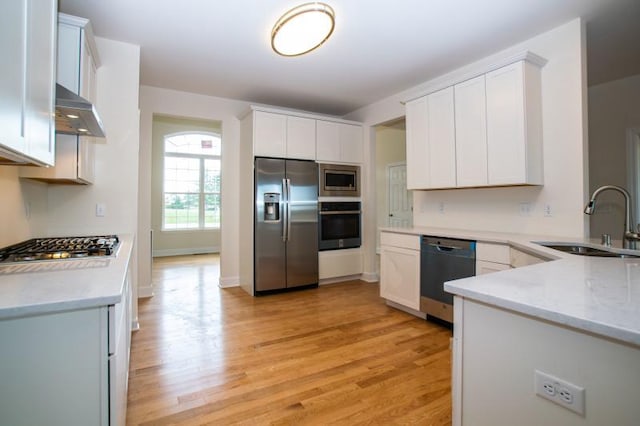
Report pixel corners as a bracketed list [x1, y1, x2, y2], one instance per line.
[420, 236, 476, 324]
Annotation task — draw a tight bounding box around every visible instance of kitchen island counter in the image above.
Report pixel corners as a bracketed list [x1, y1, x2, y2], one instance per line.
[0, 233, 134, 319]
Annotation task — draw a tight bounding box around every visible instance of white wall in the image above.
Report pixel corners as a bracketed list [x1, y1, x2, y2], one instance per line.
[588, 74, 640, 241]
[138, 86, 250, 296]
[0, 169, 47, 247]
[345, 19, 589, 278]
[151, 115, 222, 257]
[43, 37, 141, 321]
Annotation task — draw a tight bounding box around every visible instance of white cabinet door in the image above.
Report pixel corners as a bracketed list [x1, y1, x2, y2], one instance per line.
[485, 61, 542, 186]
[316, 120, 341, 162]
[405, 96, 429, 189]
[427, 86, 456, 188]
[254, 111, 287, 157]
[0, 0, 27, 156]
[486, 62, 525, 184]
[23, 0, 56, 166]
[286, 115, 316, 160]
[339, 123, 363, 163]
[316, 120, 362, 163]
[0, 0, 56, 166]
[476, 260, 510, 275]
[380, 245, 420, 311]
[455, 75, 488, 187]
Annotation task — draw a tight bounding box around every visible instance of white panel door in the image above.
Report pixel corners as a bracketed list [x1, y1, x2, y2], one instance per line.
[388, 163, 412, 227]
[380, 245, 420, 310]
[405, 97, 429, 189]
[486, 62, 526, 185]
[254, 111, 287, 157]
[286, 116, 316, 160]
[455, 75, 488, 187]
[427, 86, 456, 188]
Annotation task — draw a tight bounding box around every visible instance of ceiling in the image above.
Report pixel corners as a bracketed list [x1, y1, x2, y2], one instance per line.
[59, 0, 640, 117]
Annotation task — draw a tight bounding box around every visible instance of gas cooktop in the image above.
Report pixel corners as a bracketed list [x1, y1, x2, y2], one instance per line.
[0, 235, 120, 263]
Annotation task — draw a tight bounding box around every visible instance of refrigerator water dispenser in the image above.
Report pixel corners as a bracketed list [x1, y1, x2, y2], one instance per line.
[263, 192, 280, 221]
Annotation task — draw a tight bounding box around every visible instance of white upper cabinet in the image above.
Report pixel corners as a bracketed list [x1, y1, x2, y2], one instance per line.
[253, 111, 316, 160]
[285, 115, 316, 160]
[254, 111, 287, 157]
[316, 120, 363, 164]
[427, 87, 456, 188]
[405, 52, 545, 190]
[0, 0, 57, 166]
[486, 61, 543, 185]
[406, 97, 429, 189]
[21, 13, 99, 183]
[406, 87, 456, 189]
[455, 75, 488, 187]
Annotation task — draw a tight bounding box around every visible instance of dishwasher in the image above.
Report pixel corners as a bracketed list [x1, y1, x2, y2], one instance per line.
[420, 236, 476, 324]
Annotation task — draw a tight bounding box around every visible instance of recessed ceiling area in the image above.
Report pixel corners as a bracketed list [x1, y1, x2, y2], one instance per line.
[59, 0, 640, 116]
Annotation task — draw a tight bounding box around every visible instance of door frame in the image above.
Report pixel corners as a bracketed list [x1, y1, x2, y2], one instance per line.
[626, 128, 640, 224]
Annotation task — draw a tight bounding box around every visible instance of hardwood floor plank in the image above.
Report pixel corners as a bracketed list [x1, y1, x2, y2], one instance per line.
[126, 254, 452, 425]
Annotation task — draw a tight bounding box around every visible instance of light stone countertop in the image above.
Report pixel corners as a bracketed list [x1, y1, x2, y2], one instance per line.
[380, 226, 640, 347]
[0, 234, 134, 320]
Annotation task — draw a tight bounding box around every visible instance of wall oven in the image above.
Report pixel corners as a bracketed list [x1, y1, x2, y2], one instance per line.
[318, 201, 361, 250]
[319, 163, 360, 197]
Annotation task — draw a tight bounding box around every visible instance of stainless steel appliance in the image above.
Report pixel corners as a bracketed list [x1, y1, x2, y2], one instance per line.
[420, 236, 476, 323]
[318, 201, 361, 250]
[0, 235, 120, 263]
[319, 163, 360, 197]
[254, 157, 318, 293]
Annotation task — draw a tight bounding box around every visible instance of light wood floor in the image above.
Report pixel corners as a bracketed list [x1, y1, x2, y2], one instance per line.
[126, 254, 452, 425]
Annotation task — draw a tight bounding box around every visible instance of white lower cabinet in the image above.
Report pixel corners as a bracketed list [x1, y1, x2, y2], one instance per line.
[0, 275, 132, 426]
[319, 248, 363, 280]
[379, 232, 420, 310]
[475, 242, 511, 275]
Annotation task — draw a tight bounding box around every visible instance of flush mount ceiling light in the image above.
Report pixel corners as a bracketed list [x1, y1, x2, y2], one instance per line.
[271, 2, 335, 56]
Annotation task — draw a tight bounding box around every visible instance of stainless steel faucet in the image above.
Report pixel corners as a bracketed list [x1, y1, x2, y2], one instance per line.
[584, 185, 640, 249]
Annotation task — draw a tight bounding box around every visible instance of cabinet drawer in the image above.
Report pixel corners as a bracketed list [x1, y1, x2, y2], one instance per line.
[510, 247, 547, 268]
[380, 232, 420, 250]
[476, 242, 510, 264]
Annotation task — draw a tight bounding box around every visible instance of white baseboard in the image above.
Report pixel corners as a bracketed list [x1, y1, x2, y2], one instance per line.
[152, 246, 219, 257]
[360, 271, 379, 283]
[137, 285, 154, 298]
[219, 276, 240, 288]
[386, 300, 427, 319]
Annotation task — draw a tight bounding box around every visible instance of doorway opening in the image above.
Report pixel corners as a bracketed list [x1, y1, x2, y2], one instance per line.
[374, 117, 411, 251]
[151, 115, 223, 259]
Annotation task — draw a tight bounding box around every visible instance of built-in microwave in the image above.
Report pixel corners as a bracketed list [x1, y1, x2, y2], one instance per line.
[319, 163, 360, 197]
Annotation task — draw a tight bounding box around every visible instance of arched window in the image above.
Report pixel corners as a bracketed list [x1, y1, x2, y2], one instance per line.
[162, 132, 221, 230]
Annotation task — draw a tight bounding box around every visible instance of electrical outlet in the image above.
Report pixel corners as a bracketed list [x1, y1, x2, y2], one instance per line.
[96, 203, 106, 217]
[544, 204, 553, 217]
[519, 203, 531, 217]
[535, 370, 585, 415]
[438, 202, 445, 214]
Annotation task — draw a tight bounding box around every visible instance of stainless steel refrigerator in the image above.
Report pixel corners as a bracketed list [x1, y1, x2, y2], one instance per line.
[254, 157, 319, 292]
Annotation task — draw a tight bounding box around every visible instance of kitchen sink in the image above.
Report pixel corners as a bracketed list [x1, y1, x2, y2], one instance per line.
[536, 243, 640, 258]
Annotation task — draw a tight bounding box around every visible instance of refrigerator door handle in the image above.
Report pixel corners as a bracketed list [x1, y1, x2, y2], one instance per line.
[285, 178, 292, 241]
[282, 178, 288, 242]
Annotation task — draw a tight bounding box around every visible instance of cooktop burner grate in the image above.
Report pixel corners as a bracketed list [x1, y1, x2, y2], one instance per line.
[0, 235, 120, 263]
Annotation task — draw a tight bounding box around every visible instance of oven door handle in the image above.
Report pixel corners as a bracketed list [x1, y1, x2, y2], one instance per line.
[319, 210, 361, 215]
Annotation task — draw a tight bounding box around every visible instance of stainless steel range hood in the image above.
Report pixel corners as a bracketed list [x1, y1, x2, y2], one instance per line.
[55, 84, 105, 138]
